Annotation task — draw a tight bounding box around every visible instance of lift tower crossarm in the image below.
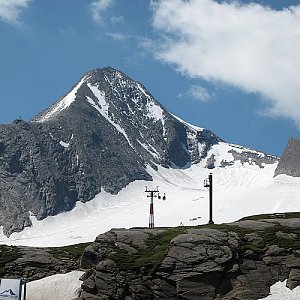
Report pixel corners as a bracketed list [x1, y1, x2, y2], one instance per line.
[145, 186, 166, 228]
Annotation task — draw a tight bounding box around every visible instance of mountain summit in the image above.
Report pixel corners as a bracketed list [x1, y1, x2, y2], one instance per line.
[0, 67, 277, 235]
[33, 67, 219, 169]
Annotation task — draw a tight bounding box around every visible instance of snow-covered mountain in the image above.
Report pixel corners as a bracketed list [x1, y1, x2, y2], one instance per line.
[0, 66, 283, 241]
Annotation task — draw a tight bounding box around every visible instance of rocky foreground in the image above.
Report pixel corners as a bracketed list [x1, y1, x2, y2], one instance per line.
[77, 213, 300, 300]
[2, 213, 300, 299]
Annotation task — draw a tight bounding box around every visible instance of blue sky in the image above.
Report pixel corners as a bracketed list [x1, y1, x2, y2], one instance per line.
[0, 0, 300, 157]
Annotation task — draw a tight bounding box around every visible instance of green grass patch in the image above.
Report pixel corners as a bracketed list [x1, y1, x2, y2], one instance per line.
[49, 242, 90, 263]
[204, 223, 253, 238]
[109, 227, 185, 276]
[239, 212, 300, 221]
[202, 221, 300, 253]
[240, 244, 264, 253]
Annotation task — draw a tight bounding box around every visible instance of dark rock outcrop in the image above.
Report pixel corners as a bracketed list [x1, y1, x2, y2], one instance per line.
[274, 137, 300, 177]
[77, 214, 300, 299]
[0, 243, 88, 281]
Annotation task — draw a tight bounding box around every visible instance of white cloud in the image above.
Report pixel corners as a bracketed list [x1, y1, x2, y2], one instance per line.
[179, 85, 211, 102]
[151, 0, 300, 126]
[0, 0, 30, 25]
[106, 32, 129, 41]
[90, 0, 113, 24]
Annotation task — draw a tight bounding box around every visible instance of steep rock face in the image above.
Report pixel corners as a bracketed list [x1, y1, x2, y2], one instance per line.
[0, 67, 277, 235]
[77, 216, 300, 299]
[274, 138, 300, 177]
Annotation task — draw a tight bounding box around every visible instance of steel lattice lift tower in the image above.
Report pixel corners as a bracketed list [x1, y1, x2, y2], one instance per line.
[145, 186, 166, 228]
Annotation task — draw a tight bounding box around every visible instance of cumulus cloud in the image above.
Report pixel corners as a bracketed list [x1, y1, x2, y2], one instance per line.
[151, 0, 300, 126]
[0, 0, 31, 24]
[90, 0, 113, 24]
[179, 85, 211, 102]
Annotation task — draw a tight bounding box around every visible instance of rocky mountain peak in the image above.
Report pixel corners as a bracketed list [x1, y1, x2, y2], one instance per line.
[33, 67, 164, 127]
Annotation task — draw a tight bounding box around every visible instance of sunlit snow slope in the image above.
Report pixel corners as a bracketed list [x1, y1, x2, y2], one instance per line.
[0, 141, 299, 247]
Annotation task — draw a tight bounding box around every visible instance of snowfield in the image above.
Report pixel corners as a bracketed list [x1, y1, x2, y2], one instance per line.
[1, 157, 300, 248]
[25, 271, 84, 300]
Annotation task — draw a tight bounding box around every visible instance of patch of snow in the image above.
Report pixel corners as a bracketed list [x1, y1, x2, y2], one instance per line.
[35, 77, 86, 122]
[26, 271, 84, 300]
[259, 280, 300, 299]
[187, 130, 197, 139]
[198, 142, 206, 156]
[202, 143, 235, 167]
[115, 71, 123, 79]
[171, 113, 204, 132]
[146, 100, 164, 122]
[137, 140, 159, 159]
[59, 141, 70, 148]
[104, 74, 112, 85]
[136, 83, 166, 136]
[86, 85, 134, 148]
[136, 83, 149, 98]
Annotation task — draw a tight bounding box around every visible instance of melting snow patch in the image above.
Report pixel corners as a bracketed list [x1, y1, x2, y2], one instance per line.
[202, 143, 235, 167]
[137, 140, 160, 159]
[136, 83, 166, 136]
[26, 271, 84, 300]
[87, 84, 134, 148]
[59, 141, 70, 148]
[259, 280, 300, 299]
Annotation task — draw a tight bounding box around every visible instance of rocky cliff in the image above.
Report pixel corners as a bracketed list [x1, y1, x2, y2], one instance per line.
[0, 242, 89, 281]
[274, 137, 300, 177]
[0, 67, 277, 236]
[76, 213, 300, 300]
[1, 214, 300, 299]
